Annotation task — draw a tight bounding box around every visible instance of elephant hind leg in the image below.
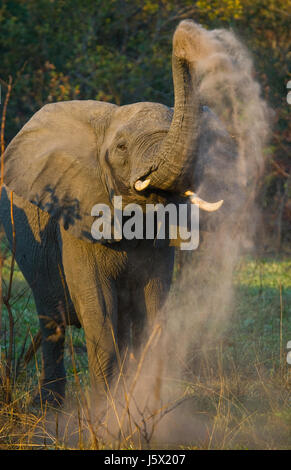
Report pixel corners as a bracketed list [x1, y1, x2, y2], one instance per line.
[116, 283, 135, 360]
[129, 278, 169, 361]
[33, 299, 67, 407]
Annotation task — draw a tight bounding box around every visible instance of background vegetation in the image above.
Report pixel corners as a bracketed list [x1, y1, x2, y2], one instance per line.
[0, 0, 290, 247]
[0, 0, 290, 449]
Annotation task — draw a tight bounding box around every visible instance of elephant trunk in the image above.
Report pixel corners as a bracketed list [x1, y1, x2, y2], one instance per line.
[134, 20, 224, 212]
[136, 21, 201, 193]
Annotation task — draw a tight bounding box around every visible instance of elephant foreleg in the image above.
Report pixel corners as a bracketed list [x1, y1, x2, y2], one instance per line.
[60, 231, 119, 402]
[35, 306, 66, 407]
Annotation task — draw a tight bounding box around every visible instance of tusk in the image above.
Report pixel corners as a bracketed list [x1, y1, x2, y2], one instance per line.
[185, 190, 223, 212]
[135, 179, 151, 191]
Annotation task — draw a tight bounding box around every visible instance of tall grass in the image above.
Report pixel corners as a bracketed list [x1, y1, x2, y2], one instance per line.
[0, 248, 290, 449]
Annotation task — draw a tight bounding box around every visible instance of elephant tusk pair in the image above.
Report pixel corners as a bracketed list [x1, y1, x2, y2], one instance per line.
[135, 180, 223, 212]
[184, 190, 223, 212]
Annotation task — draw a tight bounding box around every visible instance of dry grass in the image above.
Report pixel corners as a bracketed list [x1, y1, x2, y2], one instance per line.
[0, 252, 290, 449]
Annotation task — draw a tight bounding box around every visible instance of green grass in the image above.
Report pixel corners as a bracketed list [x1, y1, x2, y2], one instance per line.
[0, 245, 290, 449]
[179, 256, 291, 450]
[233, 257, 291, 369]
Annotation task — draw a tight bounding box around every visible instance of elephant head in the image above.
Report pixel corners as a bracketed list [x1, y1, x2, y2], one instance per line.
[3, 20, 224, 242]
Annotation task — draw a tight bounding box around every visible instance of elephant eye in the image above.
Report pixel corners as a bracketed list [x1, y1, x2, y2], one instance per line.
[117, 142, 127, 152]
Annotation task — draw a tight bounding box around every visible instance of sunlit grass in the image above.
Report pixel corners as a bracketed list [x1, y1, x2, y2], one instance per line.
[0, 249, 290, 449]
[235, 257, 291, 289]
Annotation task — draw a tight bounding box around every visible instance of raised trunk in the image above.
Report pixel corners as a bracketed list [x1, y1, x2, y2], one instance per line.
[148, 54, 200, 192]
[135, 21, 202, 193]
[134, 21, 224, 212]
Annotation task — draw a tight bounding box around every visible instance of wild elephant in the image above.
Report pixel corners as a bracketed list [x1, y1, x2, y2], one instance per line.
[0, 20, 240, 406]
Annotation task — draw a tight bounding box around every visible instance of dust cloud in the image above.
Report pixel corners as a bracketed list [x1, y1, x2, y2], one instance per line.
[103, 21, 271, 448]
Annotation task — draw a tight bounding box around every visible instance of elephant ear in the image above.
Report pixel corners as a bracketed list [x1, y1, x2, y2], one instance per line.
[3, 100, 117, 241]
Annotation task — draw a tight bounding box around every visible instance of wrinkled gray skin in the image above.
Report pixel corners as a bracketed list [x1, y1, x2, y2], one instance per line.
[0, 21, 240, 406]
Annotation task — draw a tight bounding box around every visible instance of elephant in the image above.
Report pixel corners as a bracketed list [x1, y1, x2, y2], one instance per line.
[0, 20, 241, 406]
